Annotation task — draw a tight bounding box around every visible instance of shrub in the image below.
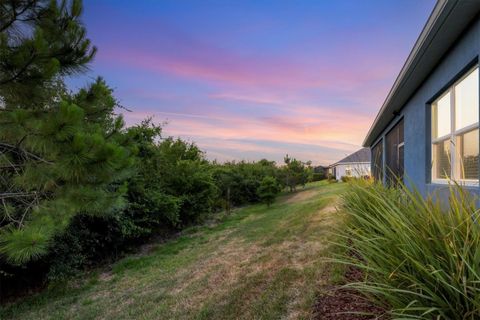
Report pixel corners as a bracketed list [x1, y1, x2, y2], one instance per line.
[340, 180, 480, 319]
[257, 176, 281, 207]
[282, 155, 311, 191]
[47, 214, 126, 281]
[327, 174, 337, 183]
[311, 172, 326, 182]
[212, 160, 282, 209]
[126, 122, 218, 229]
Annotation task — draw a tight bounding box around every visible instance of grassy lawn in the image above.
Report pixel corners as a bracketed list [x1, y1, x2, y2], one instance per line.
[1, 181, 347, 320]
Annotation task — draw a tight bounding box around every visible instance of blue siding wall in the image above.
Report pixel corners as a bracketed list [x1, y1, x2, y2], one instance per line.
[371, 17, 480, 199]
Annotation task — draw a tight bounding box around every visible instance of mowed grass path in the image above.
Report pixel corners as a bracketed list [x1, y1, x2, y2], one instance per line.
[1, 181, 346, 320]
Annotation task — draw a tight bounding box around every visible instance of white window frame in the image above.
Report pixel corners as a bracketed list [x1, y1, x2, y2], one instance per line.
[431, 66, 479, 186]
[345, 166, 352, 176]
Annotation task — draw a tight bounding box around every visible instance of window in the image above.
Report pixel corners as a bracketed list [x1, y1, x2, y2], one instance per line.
[386, 119, 404, 184]
[345, 167, 352, 176]
[431, 67, 479, 184]
[372, 140, 383, 182]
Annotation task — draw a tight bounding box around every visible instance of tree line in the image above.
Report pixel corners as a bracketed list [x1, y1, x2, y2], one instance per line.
[0, 0, 322, 297]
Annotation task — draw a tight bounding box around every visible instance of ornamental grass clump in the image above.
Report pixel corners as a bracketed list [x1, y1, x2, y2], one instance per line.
[340, 179, 480, 319]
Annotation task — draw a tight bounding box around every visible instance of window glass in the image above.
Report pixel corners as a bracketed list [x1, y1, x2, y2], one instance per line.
[432, 92, 451, 139]
[455, 68, 479, 130]
[433, 139, 451, 180]
[457, 128, 479, 180]
[431, 67, 478, 183]
[345, 168, 351, 176]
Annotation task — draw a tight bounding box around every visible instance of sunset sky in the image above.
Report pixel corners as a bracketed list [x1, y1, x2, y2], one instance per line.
[70, 0, 436, 165]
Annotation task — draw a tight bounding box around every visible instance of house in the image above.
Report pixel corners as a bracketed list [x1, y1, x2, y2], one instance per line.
[364, 0, 480, 197]
[328, 148, 371, 181]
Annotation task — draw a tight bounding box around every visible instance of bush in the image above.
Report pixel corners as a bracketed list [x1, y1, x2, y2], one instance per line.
[311, 172, 326, 182]
[126, 122, 217, 229]
[282, 155, 311, 191]
[327, 174, 337, 183]
[47, 214, 126, 281]
[212, 160, 282, 209]
[340, 180, 480, 319]
[257, 176, 281, 207]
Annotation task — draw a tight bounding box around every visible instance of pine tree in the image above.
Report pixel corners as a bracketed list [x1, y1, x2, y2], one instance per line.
[0, 0, 96, 108]
[0, 1, 134, 265]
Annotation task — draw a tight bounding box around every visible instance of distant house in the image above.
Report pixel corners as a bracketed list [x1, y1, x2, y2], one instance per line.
[328, 148, 371, 181]
[363, 0, 480, 196]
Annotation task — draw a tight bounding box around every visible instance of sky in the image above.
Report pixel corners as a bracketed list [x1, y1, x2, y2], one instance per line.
[70, 0, 436, 165]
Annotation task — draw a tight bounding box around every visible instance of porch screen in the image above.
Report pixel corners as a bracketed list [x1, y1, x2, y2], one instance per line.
[372, 140, 383, 182]
[385, 119, 404, 184]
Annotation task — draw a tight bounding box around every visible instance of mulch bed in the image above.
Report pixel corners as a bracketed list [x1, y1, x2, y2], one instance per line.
[314, 264, 387, 320]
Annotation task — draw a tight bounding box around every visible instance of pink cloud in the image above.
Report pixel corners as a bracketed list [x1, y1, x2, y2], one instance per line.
[100, 48, 315, 88]
[122, 105, 370, 151]
[97, 28, 398, 91]
[208, 92, 285, 106]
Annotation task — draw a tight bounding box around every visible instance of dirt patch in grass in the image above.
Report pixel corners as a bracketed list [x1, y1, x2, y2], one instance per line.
[320, 204, 337, 214]
[98, 271, 113, 282]
[283, 189, 318, 204]
[314, 263, 387, 319]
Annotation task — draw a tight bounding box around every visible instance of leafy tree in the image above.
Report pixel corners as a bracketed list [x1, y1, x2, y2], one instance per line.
[0, 1, 133, 265]
[124, 120, 181, 236]
[126, 122, 218, 230]
[213, 159, 280, 209]
[281, 155, 314, 191]
[257, 176, 280, 207]
[301, 160, 313, 187]
[212, 166, 237, 214]
[156, 138, 217, 225]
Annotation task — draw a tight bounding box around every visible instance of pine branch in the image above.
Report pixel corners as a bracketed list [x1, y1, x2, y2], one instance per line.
[0, 192, 37, 199]
[0, 142, 53, 164]
[0, 0, 39, 33]
[0, 49, 37, 85]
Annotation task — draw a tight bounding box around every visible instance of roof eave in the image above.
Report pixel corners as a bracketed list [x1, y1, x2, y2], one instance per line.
[363, 0, 480, 147]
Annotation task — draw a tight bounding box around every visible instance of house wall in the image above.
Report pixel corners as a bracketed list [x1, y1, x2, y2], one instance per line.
[369, 16, 480, 199]
[333, 162, 370, 181]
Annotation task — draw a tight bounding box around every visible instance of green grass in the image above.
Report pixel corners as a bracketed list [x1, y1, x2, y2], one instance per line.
[1, 181, 346, 320]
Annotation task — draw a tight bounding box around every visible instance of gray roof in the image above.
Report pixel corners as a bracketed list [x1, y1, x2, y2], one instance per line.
[363, 0, 480, 146]
[332, 148, 370, 166]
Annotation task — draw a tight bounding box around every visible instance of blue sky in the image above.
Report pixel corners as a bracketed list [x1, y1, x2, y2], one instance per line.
[71, 0, 436, 165]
